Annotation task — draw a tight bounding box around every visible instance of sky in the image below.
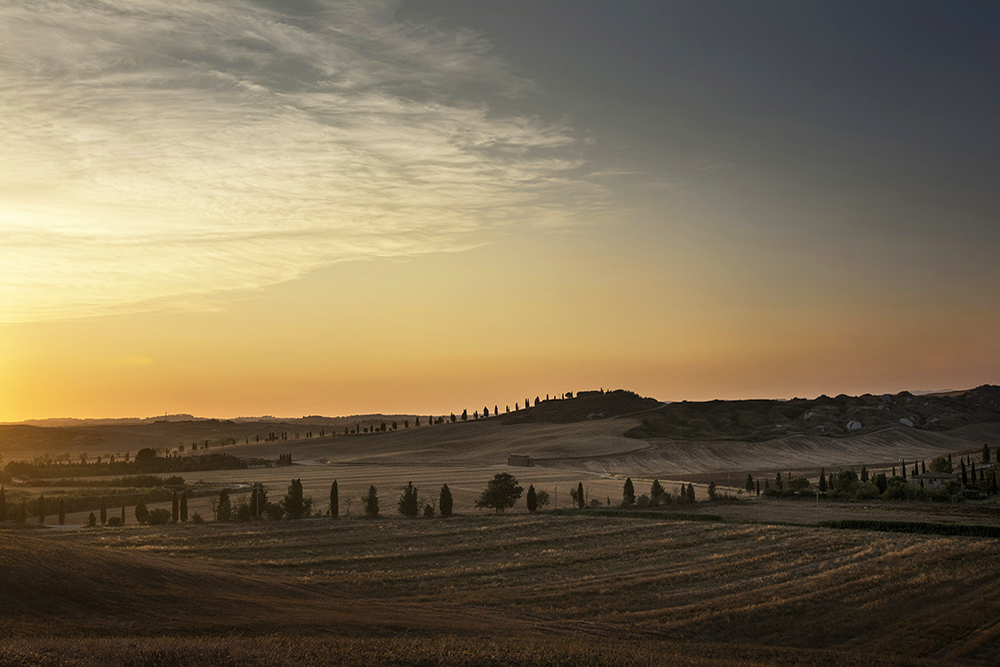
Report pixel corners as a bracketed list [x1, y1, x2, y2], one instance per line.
[0, 0, 997, 421]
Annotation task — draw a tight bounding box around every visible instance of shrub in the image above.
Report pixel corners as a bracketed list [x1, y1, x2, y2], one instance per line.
[147, 508, 172, 525]
[853, 481, 880, 500]
[423, 504, 434, 518]
[636, 494, 650, 508]
[106, 516, 123, 527]
[191, 512, 204, 524]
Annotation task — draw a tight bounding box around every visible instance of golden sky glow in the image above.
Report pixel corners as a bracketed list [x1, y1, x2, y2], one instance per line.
[1, 1, 997, 421]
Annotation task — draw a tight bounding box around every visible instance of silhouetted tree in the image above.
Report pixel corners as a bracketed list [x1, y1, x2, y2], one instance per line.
[622, 478, 636, 508]
[363, 485, 379, 516]
[745, 474, 754, 494]
[651, 479, 666, 506]
[398, 481, 419, 517]
[534, 396, 540, 406]
[494, 405, 498, 416]
[775, 472, 783, 491]
[415, 417, 420, 426]
[572, 482, 586, 509]
[283, 479, 307, 519]
[88, 512, 97, 527]
[450, 413, 456, 423]
[172, 491, 179, 523]
[180, 492, 188, 522]
[135, 500, 150, 524]
[329, 480, 339, 519]
[686, 484, 695, 504]
[708, 481, 717, 501]
[439, 484, 453, 517]
[961, 459, 968, 486]
[475, 473, 523, 513]
[217, 489, 232, 522]
[423, 504, 434, 517]
[461, 409, 468, 422]
[526, 484, 538, 512]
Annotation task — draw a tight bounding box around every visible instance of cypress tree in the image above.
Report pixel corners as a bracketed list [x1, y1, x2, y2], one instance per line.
[172, 491, 179, 523]
[121, 506, 126, 525]
[397, 481, 419, 517]
[961, 459, 968, 486]
[860, 465, 868, 482]
[576, 482, 586, 509]
[364, 485, 379, 516]
[439, 484, 453, 517]
[745, 474, 754, 494]
[622, 478, 636, 508]
[818, 468, 827, 492]
[526, 484, 537, 512]
[651, 479, 666, 505]
[971, 460, 977, 482]
[100, 497, 108, 525]
[921, 460, 926, 474]
[180, 493, 188, 522]
[330, 480, 339, 519]
[687, 484, 696, 504]
[756, 480, 760, 496]
[775, 472, 783, 490]
[0, 486, 6, 522]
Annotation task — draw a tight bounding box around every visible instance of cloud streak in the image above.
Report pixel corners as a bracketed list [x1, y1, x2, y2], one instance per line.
[0, 0, 601, 323]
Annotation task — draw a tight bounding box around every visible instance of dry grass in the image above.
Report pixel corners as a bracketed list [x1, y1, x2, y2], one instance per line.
[8, 513, 997, 666]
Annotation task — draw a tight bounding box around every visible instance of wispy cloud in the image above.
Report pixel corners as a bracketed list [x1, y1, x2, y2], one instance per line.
[0, 1, 603, 323]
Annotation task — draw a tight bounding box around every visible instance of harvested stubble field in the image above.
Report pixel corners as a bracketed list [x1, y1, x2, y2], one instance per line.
[3, 512, 997, 666]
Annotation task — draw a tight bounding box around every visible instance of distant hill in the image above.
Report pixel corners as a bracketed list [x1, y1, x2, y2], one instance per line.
[500, 389, 662, 424]
[624, 385, 999, 442]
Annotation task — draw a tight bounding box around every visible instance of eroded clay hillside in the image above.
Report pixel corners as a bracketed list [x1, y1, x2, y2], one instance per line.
[624, 385, 999, 442]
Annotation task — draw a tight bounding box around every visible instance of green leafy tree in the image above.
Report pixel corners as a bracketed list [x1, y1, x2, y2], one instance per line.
[622, 478, 636, 508]
[930, 457, 952, 473]
[439, 484, 453, 517]
[475, 473, 523, 513]
[398, 481, 420, 517]
[329, 480, 339, 519]
[526, 484, 538, 512]
[363, 485, 379, 516]
[135, 500, 150, 524]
